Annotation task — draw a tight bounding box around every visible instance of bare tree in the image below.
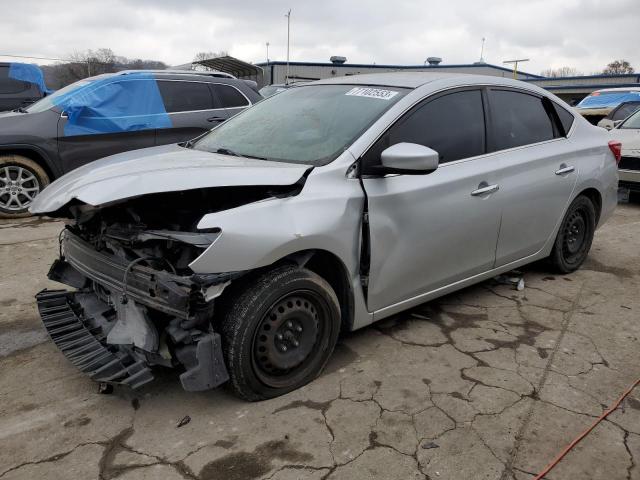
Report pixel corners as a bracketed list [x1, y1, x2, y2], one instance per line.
[41, 48, 168, 89]
[603, 60, 635, 75]
[192, 51, 229, 70]
[540, 66, 582, 78]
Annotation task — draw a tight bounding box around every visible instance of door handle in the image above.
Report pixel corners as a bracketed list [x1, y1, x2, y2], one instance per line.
[471, 183, 499, 196]
[207, 116, 226, 123]
[555, 165, 575, 175]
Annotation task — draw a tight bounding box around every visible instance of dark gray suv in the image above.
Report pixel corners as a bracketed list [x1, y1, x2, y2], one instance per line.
[0, 70, 261, 217]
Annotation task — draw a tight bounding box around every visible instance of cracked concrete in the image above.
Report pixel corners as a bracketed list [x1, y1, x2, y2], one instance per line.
[1, 203, 639, 480]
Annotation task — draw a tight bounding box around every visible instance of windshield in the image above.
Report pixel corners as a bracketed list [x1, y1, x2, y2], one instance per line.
[577, 91, 640, 109]
[194, 84, 407, 166]
[619, 109, 640, 129]
[24, 76, 103, 113]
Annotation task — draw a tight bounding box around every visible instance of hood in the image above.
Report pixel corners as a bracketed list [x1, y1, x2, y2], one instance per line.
[30, 144, 310, 214]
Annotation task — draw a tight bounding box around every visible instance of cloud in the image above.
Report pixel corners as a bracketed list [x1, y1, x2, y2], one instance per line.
[0, 0, 638, 75]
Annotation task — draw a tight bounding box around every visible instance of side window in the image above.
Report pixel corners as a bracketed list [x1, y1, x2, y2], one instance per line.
[364, 89, 486, 165]
[0, 67, 29, 94]
[212, 84, 249, 108]
[552, 102, 575, 135]
[612, 103, 640, 121]
[489, 89, 555, 150]
[157, 81, 213, 113]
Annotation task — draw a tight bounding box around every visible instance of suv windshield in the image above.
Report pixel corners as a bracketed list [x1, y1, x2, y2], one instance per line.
[619, 109, 640, 129]
[24, 76, 108, 113]
[194, 84, 407, 166]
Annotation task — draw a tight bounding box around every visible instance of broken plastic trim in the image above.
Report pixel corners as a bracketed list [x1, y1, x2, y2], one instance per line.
[57, 230, 237, 319]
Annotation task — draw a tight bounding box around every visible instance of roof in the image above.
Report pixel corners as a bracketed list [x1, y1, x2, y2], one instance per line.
[312, 71, 462, 88]
[310, 71, 541, 90]
[193, 56, 263, 78]
[256, 60, 544, 79]
[595, 86, 640, 92]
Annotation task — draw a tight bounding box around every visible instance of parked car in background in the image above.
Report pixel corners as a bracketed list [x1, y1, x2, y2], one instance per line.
[0, 70, 261, 217]
[0, 62, 51, 112]
[597, 101, 640, 130]
[575, 87, 640, 125]
[610, 108, 640, 199]
[31, 73, 618, 400]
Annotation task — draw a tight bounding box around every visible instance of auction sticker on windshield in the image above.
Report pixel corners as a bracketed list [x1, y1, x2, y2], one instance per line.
[345, 87, 399, 100]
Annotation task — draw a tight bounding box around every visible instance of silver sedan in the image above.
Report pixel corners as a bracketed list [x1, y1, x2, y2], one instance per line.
[31, 72, 619, 400]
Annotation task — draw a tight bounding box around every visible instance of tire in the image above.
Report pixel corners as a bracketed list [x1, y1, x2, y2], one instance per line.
[0, 155, 50, 219]
[549, 195, 596, 274]
[219, 265, 341, 401]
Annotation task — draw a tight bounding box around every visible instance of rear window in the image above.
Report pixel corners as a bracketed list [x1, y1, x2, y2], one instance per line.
[158, 80, 213, 112]
[489, 89, 555, 150]
[0, 66, 30, 94]
[212, 84, 249, 108]
[552, 102, 575, 135]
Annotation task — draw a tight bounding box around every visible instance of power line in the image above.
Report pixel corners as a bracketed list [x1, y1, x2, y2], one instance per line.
[0, 53, 67, 62]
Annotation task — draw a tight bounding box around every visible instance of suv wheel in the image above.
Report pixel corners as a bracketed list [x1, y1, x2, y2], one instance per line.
[549, 195, 596, 273]
[220, 265, 341, 401]
[0, 155, 49, 218]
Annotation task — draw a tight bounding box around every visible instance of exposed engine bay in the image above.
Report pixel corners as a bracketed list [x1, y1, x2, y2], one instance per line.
[38, 184, 303, 391]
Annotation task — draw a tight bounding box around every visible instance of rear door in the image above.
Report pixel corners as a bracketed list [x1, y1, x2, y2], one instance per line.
[209, 83, 251, 123]
[155, 80, 217, 145]
[362, 88, 503, 312]
[488, 88, 578, 266]
[56, 78, 158, 173]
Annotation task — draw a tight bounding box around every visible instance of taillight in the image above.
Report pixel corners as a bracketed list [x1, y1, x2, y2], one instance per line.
[608, 140, 622, 165]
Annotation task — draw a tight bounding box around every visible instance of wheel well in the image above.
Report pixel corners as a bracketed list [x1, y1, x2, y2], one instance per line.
[215, 249, 356, 333]
[0, 148, 55, 181]
[302, 250, 355, 332]
[578, 188, 602, 224]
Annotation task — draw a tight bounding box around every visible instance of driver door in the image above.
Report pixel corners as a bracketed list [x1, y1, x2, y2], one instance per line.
[361, 88, 502, 312]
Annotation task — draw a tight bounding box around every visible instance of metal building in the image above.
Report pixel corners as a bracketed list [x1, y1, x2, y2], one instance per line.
[256, 58, 543, 86]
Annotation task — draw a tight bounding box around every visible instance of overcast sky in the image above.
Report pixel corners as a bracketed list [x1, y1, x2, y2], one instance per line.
[1, 0, 638, 75]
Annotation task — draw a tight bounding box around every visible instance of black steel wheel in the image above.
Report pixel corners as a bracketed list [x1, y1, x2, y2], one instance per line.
[220, 265, 341, 401]
[549, 195, 596, 273]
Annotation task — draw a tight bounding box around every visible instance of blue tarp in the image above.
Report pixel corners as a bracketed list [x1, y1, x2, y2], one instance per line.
[577, 91, 640, 109]
[8, 63, 52, 94]
[52, 72, 172, 136]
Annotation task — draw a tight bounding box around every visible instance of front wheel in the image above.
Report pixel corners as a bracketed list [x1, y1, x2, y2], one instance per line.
[0, 155, 50, 219]
[219, 265, 341, 401]
[549, 195, 596, 273]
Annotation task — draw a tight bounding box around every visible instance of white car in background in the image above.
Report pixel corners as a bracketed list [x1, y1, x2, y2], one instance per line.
[612, 108, 640, 198]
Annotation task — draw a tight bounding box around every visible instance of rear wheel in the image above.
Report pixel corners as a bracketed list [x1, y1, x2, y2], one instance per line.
[0, 155, 50, 219]
[220, 265, 341, 401]
[549, 195, 596, 273]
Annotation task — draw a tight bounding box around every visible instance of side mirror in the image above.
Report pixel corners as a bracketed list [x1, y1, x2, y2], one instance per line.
[613, 120, 623, 127]
[370, 143, 439, 175]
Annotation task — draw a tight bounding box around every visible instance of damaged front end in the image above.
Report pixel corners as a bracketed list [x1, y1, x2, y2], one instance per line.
[35, 184, 299, 392]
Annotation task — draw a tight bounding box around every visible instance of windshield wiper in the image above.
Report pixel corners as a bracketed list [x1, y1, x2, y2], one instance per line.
[13, 107, 28, 113]
[213, 148, 267, 161]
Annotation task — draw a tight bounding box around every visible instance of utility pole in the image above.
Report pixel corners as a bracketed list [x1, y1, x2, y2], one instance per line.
[479, 37, 486, 62]
[503, 58, 529, 79]
[285, 9, 291, 84]
[266, 42, 270, 64]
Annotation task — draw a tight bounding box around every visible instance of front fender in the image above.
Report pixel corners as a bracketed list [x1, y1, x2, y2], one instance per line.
[188, 167, 364, 276]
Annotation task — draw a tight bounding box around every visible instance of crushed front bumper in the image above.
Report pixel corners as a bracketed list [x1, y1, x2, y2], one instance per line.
[36, 229, 232, 391]
[36, 289, 155, 389]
